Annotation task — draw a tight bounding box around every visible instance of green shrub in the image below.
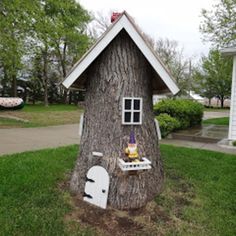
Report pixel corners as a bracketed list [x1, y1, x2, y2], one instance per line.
[154, 99, 204, 129]
[156, 113, 180, 138]
[232, 140, 236, 146]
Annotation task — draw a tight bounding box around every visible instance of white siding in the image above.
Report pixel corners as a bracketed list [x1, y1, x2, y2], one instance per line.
[229, 56, 236, 140]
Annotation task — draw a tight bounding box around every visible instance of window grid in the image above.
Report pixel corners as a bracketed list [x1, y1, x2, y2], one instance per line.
[122, 97, 142, 125]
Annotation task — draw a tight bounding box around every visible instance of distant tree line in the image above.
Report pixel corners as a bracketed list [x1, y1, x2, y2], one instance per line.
[1, 1, 234, 107]
[91, 3, 236, 108]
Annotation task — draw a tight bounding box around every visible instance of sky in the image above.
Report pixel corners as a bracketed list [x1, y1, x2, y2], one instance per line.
[79, 0, 215, 59]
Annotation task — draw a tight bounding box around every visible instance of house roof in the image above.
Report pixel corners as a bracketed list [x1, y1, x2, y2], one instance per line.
[62, 11, 179, 95]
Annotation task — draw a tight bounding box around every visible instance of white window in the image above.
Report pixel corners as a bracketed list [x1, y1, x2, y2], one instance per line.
[122, 97, 142, 125]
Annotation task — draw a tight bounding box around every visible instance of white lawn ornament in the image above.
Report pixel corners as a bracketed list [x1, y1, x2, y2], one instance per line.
[78, 113, 84, 139]
[83, 166, 109, 209]
[0, 97, 24, 110]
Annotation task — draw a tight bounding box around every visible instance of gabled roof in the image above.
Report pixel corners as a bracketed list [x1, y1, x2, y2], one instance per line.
[62, 11, 179, 95]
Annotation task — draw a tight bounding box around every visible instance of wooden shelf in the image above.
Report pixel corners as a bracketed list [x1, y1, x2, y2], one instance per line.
[118, 157, 151, 171]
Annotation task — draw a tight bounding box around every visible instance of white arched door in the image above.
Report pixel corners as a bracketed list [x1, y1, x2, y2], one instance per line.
[83, 166, 109, 209]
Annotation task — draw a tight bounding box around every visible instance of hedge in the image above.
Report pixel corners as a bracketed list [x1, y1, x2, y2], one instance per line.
[154, 99, 204, 129]
[156, 113, 180, 138]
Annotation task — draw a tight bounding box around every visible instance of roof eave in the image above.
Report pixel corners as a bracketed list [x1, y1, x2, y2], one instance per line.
[221, 47, 236, 56]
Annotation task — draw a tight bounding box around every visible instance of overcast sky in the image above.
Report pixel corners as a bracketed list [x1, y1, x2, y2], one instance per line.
[79, 0, 215, 59]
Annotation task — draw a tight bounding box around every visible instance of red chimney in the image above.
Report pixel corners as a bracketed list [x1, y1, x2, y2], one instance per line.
[111, 12, 122, 23]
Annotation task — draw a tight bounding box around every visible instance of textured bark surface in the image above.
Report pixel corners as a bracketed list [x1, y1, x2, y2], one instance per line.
[70, 30, 164, 210]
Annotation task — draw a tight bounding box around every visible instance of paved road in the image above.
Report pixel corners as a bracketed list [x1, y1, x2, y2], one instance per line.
[0, 124, 79, 156]
[0, 110, 233, 156]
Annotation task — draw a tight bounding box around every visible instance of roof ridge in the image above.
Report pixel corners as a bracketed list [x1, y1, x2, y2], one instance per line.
[63, 11, 179, 95]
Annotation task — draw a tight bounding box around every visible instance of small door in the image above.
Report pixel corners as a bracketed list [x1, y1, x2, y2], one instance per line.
[83, 166, 109, 209]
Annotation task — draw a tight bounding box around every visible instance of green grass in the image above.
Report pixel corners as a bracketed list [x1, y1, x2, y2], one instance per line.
[0, 104, 83, 128]
[0, 117, 26, 127]
[22, 104, 80, 112]
[0, 146, 93, 236]
[204, 107, 230, 112]
[0, 145, 235, 235]
[203, 117, 229, 126]
[158, 145, 236, 236]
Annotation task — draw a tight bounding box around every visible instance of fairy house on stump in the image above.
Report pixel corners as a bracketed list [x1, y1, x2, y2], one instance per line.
[63, 12, 179, 210]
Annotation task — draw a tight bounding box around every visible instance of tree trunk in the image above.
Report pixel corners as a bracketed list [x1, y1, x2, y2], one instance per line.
[63, 89, 68, 104]
[12, 75, 17, 97]
[2, 67, 8, 97]
[56, 41, 68, 104]
[68, 90, 72, 104]
[44, 80, 48, 107]
[42, 49, 49, 107]
[1, 80, 6, 97]
[70, 30, 164, 210]
[220, 96, 224, 108]
[208, 98, 211, 106]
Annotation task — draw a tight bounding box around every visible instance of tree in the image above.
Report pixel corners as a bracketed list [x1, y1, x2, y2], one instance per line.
[192, 67, 215, 106]
[200, 0, 236, 47]
[31, 0, 91, 106]
[0, 0, 34, 97]
[193, 49, 233, 107]
[147, 37, 190, 94]
[87, 11, 112, 39]
[49, 0, 91, 103]
[0, 0, 91, 104]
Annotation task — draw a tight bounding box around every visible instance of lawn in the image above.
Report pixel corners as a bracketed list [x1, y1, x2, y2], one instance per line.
[203, 117, 229, 126]
[22, 104, 81, 112]
[0, 104, 83, 128]
[0, 145, 235, 235]
[0, 117, 27, 127]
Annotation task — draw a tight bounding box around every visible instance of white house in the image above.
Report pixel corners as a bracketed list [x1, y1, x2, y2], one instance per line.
[221, 47, 236, 140]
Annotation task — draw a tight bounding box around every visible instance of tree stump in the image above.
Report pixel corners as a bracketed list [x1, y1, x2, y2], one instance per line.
[70, 30, 164, 210]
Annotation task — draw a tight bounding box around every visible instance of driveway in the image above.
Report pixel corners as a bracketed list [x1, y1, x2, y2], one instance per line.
[0, 124, 79, 156]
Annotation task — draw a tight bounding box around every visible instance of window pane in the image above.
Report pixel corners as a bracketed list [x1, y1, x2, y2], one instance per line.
[133, 99, 140, 110]
[124, 112, 131, 123]
[125, 99, 132, 110]
[133, 112, 140, 123]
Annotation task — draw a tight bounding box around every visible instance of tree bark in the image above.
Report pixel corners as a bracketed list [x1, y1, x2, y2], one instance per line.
[208, 98, 212, 106]
[42, 48, 49, 107]
[56, 41, 68, 104]
[220, 96, 224, 108]
[12, 74, 17, 97]
[2, 67, 8, 97]
[70, 30, 164, 210]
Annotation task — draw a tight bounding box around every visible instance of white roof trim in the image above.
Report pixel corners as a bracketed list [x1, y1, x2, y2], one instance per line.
[63, 13, 179, 95]
[221, 47, 236, 56]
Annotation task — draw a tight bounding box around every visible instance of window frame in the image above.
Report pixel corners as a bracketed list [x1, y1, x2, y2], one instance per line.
[122, 97, 143, 125]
